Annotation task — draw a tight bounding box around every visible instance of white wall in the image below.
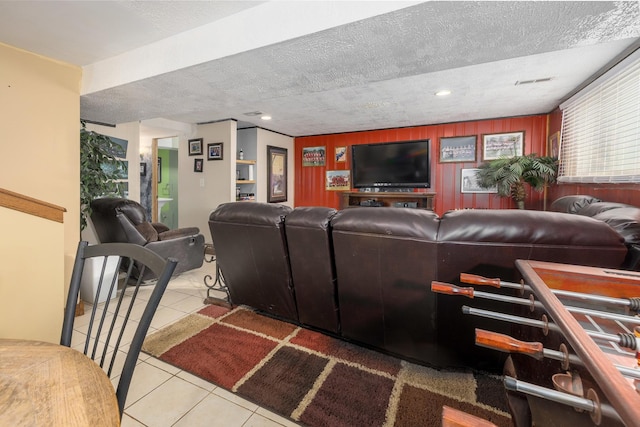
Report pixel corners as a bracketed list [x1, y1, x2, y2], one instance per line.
[180, 120, 237, 242]
[256, 128, 295, 207]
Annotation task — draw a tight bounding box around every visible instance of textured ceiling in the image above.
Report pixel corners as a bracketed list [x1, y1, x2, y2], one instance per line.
[1, 1, 639, 137]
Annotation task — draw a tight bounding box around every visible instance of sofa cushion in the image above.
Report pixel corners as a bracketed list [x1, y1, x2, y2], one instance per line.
[549, 195, 601, 214]
[438, 209, 625, 246]
[135, 222, 159, 242]
[592, 207, 640, 245]
[331, 207, 440, 239]
[576, 201, 631, 217]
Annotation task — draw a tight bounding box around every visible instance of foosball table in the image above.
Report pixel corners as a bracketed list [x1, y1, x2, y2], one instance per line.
[433, 260, 640, 427]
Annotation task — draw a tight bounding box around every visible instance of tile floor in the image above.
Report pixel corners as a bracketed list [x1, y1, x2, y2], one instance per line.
[74, 263, 299, 427]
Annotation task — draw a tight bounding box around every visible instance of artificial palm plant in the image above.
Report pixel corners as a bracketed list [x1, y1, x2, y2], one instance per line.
[80, 121, 126, 231]
[475, 154, 558, 209]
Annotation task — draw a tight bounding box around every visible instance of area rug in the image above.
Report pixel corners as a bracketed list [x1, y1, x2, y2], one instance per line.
[142, 305, 513, 427]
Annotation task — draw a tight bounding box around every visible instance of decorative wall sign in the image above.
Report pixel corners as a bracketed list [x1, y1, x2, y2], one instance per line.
[439, 136, 476, 163]
[302, 146, 326, 166]
[335, 146, 347, 163]
[326, 170, 351, 191]
[482, 131, 524, 160]
[188, 138, 203, 156]
[267, 146, 287, 203]
[461, 168, 497, 193]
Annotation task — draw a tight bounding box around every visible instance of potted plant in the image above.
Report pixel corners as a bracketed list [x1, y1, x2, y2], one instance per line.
[79, 121, 128, 305]
[475, 154, 558, 209]
[80, 120, 126, 231]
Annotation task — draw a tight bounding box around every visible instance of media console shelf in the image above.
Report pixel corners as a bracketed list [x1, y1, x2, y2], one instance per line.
[340, 191, 435, 210]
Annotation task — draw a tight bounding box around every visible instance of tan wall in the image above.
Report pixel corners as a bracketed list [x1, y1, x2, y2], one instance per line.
[0, 42, 81, 342]
[256, 128, 295, 207]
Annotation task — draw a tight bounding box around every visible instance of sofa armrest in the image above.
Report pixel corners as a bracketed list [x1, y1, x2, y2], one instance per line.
[115, 212, 148, 246]
[158, 227, 200, 240]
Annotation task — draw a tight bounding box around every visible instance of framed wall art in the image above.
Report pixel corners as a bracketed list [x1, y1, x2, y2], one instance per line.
[207, 142, 223, 160]
[482, 131, 524, 160]
[302, 146, 326, 166]
[335, 146, 347, 163]
[461, 168, 497, 193]
[267, 145, 287, 203]
[194, 158, 203, 172]
[326, 170, 350, 191]
[188, 138, 203, 156]
[548, 131, 560, 158]
[439, 135, 477, 163]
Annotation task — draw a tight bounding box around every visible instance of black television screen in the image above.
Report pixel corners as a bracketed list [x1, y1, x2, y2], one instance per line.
[351, 139, 431, 189]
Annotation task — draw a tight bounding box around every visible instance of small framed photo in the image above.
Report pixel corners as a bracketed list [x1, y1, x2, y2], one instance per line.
[326, 170, 350, 191]
[302, 146, 326, 166]
[482, 131, 524, 160]
[194, 158, 203, 172]
[207, 142, 223, 161]
[548, 131, 560, 158]
[335, 146, 347, 163]
[188, 138, 203, 156]
[439, 136, 477, 163]
[461, 168, 497, 193]
[140, 162, 147, 176]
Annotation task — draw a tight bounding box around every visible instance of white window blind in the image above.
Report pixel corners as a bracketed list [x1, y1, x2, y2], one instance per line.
[559, 49, 640, 183]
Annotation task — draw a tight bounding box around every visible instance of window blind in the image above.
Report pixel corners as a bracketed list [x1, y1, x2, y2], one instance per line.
[559, 48, 640, 183]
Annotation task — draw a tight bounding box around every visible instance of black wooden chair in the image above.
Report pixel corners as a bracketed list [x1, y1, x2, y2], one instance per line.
[60, 241, 177, 417]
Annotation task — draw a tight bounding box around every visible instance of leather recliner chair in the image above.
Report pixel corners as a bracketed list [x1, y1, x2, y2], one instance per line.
[90, 197, 205, 278]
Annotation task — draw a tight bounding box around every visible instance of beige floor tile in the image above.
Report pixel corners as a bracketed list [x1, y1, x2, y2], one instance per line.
[124, 361, 173, 408]
[170, 294, 207, 314]
[149, 306, 188, 329]
[120, 414, 146, 427]
[159, 289, 191, 307]
[176, 370, 218, 392]
[144, 355, 181, 375]
[126, 376, 209, 427]
[171, 393, 253, 427]
[212, 387, 259, 412]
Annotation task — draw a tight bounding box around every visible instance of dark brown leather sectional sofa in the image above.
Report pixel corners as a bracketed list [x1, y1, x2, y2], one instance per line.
[208, 197, 639, 371]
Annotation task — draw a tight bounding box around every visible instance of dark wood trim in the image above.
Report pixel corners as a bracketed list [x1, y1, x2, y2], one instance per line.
[0, 187, 67, 223]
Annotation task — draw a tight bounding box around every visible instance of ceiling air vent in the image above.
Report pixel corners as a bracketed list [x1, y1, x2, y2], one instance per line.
[515, 77, 553, 85]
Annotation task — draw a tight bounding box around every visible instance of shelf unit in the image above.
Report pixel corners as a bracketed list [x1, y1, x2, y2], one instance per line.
[236, 159, 256, 201]
[339, 191, 436, 210]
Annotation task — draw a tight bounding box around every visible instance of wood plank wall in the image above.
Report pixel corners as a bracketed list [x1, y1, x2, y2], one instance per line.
[294, 115, 549, 216]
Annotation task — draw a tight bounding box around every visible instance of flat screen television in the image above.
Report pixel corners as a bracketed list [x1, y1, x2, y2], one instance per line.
[351, 139, 431, 189]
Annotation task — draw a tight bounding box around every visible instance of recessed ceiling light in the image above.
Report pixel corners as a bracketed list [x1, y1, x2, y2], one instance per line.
[261, 115, 272, 121]
[435, 90, 451, 97]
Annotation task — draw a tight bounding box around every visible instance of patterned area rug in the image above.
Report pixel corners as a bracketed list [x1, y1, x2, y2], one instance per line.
[142, 305, 513, 427]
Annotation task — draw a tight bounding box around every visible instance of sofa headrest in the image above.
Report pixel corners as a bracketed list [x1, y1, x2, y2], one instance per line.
[592, 207, 640, 245]
[331, 207, 439, 240]
[209, 202, 292, 226]
[576, 201, 633, 217]
[285, 207, 337, 231]
[91, 197, 147, 225]
[549, 195, 601, 214]
[438, 209, 625, 246]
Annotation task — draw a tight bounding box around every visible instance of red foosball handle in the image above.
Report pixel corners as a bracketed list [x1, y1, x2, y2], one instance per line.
[460, 273, 501, 288]
[475, 329, 544, 360]
[431, 282, 474, 298]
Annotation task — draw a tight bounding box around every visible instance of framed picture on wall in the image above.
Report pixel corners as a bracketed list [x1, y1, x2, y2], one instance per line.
[194, 158, 203, 172]
[439, 135, 477, 163]
[302, 146, 326, 166]
[548, 131, 560, 158]
[482, 131, 524, 160]
[157, 158, 162, 183]
[326, 170, 350, 190]
[461, 168, 497, 193]
[207, 142, 223, 160]
[188, 138, 203, 156]
[140, 162, 147, 176]
[335, 146, 347, 163]
[267, 145, 287, 203]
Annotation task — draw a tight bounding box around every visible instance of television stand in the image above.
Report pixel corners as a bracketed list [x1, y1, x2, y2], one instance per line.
[339, 191, 435, 210]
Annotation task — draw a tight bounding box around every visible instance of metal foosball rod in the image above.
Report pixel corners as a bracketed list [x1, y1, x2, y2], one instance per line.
[433, 282, 640, 350]
[460, 305, 640, 352]
[460, 273, 640, 311]
[503, 376, 622, 425]
[475, 329, 640, 381]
